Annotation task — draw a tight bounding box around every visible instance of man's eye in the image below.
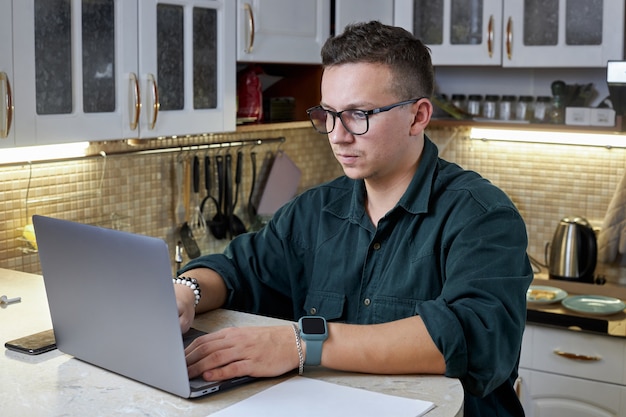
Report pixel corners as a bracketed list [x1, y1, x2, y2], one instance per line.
[347, 111, 367, 121]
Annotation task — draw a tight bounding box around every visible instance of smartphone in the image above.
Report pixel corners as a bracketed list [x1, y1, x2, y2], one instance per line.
[5, 329, 57, 355]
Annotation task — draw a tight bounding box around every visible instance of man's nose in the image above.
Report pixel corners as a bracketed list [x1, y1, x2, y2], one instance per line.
[328, 117, 353, 143]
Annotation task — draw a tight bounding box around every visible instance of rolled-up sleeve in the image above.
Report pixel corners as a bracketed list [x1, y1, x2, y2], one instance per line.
[416, 206, 532, 397]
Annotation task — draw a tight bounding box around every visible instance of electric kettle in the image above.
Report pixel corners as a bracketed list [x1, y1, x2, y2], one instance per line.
[547, 216, 597, 283]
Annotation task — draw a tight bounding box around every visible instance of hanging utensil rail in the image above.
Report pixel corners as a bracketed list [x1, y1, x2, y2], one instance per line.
[4, 137, 286, 167]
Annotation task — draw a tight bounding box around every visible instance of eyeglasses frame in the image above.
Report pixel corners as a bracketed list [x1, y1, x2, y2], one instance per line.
[306, 97, 426, 136]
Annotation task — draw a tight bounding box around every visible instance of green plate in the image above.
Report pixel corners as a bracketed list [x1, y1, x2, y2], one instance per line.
[527, 285, 568, 304]
[562, 295, 626, 316]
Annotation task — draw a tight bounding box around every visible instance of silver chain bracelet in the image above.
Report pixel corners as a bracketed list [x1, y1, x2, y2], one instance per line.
[292, 323, 304, 375]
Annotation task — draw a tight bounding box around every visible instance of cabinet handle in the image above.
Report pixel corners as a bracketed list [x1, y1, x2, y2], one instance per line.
[487, 15, 494, 58]
[505, 17, 513, 60]
[0, 72, 13, 139]
[553, 349, 601, 361]
[244, 3, 255, 53]
[147, 73, 159, 130]
[129, 73, 141, 131]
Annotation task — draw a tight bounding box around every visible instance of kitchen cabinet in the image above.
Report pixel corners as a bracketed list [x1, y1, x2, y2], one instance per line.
[519, 324, 626, 416]
[394, 0, 503, 66]
[135, 0, 236, 139]
[7, 0, 235, 147]
[236, 0, 331, 64]
[0, 0, 14, 148]
[503, 0, 624, 67]
[334, 0, 394, 35]
[394, 0, 624, 68]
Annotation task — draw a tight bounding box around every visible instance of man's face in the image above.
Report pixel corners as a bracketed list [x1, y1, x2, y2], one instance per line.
[320, 62, 420, 184]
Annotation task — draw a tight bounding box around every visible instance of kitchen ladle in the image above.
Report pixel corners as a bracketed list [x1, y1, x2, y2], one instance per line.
[200, 155, 219, 226]
[228, 150, 247, 237]
[209, 155, 228, 240]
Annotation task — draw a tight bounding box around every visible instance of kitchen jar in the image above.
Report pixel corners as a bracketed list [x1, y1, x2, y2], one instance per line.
[451, 94, 467, 111]
[467, 94, 482, 117]
[483, 95, 499, 119]
[533, 96, 552, 123]
[499, 95, 516, 121]
[515, 96, 533, 121]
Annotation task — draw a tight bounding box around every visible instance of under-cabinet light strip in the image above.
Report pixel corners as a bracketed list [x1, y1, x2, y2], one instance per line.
[469, 127, 626, 149]
[0, 142, 90, 165]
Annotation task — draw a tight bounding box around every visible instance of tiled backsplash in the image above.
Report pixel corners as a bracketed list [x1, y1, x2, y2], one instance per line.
[1, 123, 625, 277]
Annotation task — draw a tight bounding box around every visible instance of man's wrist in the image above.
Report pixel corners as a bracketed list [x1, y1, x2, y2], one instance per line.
[173, 276, 201, 307]
[298, 316, 328, 366]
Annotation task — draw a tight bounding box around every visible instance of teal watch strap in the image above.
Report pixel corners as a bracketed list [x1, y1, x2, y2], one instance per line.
[298, 316, 328, 366]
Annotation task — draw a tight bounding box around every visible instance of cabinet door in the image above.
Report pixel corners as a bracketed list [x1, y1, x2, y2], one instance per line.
[394, 0, 503, 66]
[334, 0, 394, 35]
[503, 0, 624, 67]
[12, 0, 132, 146]
[519, 369, 625, 417]
[0, 0, 15, 147]
[137, 0, 235, 139]
[236, 0, 331, 64]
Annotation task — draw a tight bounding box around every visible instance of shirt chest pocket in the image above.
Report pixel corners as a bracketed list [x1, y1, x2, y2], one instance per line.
[303, 290, 345, 320]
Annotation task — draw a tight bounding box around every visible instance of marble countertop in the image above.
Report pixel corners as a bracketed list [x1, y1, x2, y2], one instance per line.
[0, 268, 463, 416]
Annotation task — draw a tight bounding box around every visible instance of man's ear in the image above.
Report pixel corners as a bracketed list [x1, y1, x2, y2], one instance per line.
[409, 99, 433, 136]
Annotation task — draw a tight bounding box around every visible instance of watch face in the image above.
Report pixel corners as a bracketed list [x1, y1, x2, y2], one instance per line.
[301, 317, 326, 334]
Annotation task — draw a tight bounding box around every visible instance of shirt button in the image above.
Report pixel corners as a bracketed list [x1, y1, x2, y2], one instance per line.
[363, 298, 371, 306]
[372, 242, 381, 250]
[309, 307, 317, 315]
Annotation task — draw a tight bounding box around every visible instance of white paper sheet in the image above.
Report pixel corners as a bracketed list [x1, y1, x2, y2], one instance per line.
[208, 376, 435, 417]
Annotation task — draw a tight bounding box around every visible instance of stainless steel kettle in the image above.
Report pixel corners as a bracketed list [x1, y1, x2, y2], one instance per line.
[547, 216, 597, 283]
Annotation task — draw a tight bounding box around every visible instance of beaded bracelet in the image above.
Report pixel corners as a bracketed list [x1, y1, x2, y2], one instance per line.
[291, 323, 304, 375]
[173, 276, 201, 307]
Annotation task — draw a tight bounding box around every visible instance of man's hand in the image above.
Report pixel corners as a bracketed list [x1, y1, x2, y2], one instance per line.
[185, 325, 298, 381]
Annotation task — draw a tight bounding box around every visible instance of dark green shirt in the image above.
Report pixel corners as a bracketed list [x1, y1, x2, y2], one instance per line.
[181, 136, 532, 416]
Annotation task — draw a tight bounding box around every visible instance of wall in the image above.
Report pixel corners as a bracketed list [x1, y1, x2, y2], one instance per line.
[0, 123, 343, 274]
[1, 123, 625, 280]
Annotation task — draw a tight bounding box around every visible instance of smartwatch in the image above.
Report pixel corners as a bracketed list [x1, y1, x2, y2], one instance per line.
[298, 316, 328, 366]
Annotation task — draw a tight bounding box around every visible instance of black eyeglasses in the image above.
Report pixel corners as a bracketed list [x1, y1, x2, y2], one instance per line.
[306, 98, 425, 135]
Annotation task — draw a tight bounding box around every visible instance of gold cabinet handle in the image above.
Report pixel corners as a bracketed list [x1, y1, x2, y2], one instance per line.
[553, 349, 601, 361]
[244, 3, 255, 53]
[487, 15, 494, 58]
[147, 73, 159, 130]
[505, 17, 513, 60]
[0, 72, 14, 139]
[129, 72, 141, 131]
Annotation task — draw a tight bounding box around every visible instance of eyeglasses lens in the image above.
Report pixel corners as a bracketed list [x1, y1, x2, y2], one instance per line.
[308, 108, 369, 135]
[309, 109, 333, 134]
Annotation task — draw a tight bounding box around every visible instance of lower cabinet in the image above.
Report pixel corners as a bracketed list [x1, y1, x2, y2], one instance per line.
[519, 325, 626, 416]
[518, 369, 626, 417]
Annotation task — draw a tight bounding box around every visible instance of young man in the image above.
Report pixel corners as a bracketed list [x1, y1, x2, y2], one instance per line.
[177, 21, 532, 416]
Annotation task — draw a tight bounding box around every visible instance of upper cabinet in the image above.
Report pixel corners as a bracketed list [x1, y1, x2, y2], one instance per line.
[503, 0, 624, 67]
[236, 0, 331, 64]
[395, 0, 624, 67]
[334, 0, 394, 35]
[136, 0, 236, 139]
[235, 0, 394, 64]
[6, 0, 235, 147]
[0, 0, 15, 148]
[395, 0, 503, 65]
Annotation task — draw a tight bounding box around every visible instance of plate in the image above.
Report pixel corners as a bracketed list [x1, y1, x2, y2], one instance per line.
[526, 285, 568, 304]
[562, 295, 626, 316]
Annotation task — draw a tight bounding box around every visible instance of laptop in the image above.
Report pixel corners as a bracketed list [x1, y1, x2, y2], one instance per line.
[32, 215, 255, 398]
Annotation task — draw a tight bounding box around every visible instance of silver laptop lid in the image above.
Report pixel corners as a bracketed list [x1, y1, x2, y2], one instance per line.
[33, 215, 191, 398]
